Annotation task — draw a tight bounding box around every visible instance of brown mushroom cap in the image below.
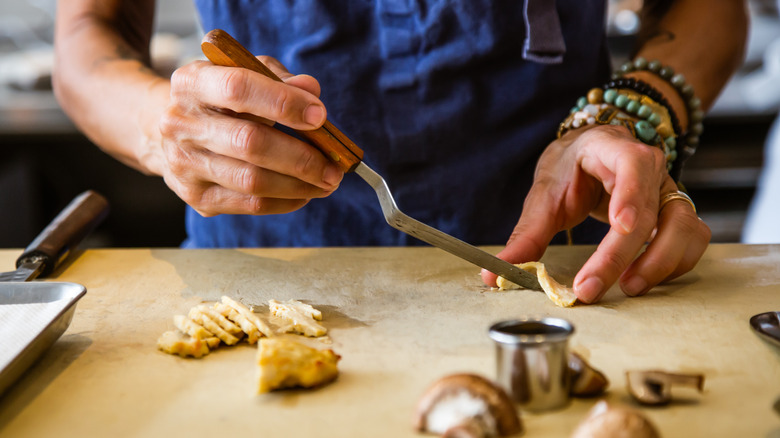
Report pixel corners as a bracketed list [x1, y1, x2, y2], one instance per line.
[626, 370, 704, 405]
[414, 373, 522, 437]
[569, 352, 609, 397]
[774, 396, 780, 418]
[570, 401, 660, 438]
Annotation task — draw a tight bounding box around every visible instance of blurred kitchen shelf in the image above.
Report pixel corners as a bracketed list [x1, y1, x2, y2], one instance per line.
[0, 130, 187, 248]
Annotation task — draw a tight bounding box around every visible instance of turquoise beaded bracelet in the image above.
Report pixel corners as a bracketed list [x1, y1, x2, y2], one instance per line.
[559, 87, 677, 171]
[613, 58, 704, 179]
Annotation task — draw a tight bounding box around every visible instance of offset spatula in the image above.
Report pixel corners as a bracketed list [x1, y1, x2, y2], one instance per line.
[201, 29, 541, 291]
[0, 190, 109, 282]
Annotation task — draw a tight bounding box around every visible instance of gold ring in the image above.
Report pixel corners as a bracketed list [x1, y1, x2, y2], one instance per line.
[659, 190, 696, 213]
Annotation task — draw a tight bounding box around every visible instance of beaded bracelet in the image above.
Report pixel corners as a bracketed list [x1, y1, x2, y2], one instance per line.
[613, 58, 704, 179]
[603, 77, 682, 141]
[558, 87, 677, 171]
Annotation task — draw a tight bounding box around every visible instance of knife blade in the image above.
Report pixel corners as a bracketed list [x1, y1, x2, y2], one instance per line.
[201, 29, 542, 291]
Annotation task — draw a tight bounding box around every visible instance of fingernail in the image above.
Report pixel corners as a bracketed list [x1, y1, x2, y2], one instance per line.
[622, 276, 648, 296]
[575, 277, 604, 303]
[304, 104, 325, 127]
[322, 164, 342, 187]
[616, 206, 637, 234]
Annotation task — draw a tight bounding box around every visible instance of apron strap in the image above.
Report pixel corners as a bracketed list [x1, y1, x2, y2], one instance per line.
[522, 0, 566, 64]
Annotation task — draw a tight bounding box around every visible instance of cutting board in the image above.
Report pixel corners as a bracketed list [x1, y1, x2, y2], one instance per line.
[0, 244, 778, 437]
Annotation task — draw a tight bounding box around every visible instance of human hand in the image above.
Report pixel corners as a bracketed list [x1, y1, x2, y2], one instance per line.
[481, 124, 711, 303]
[158, 56, 343, 216]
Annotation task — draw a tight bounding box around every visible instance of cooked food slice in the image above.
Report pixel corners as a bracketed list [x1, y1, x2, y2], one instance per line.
[204, 337, 221, 349]
[194, 304, 243, 336]
[256, 337, 340, 393]
[496, 262, 577, 307]
[188, 307, 240, 345]
[213, 302, 262, 344]
[269, 299, 322, 320]
[221, 296, 274, 338]
[157, 330, 210, 358]
[173, 314, 214, 339]
[269, 299, 327, 337]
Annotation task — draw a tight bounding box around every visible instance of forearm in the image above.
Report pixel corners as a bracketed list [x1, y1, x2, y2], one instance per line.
[53, 0, 168, 175]
[628, 0, 748, 130]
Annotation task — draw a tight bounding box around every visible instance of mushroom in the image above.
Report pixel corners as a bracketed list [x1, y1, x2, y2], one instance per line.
[625, 370, 704, 405]
[570, 400, 660, 438]
[569, 352, 609, 397]
[413, 373, 522, 438]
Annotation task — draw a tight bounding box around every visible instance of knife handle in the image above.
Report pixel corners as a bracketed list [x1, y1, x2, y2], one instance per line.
[201, 29, 364, 173]
[16, 190, 110, 278]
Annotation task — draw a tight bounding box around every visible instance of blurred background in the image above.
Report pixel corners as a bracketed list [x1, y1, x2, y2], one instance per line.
[0, 0, 778, 248]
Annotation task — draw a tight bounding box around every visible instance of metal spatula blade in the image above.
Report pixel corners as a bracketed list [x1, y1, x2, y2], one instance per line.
[355, 164, 541, 290]
[201, 29, 542, 291]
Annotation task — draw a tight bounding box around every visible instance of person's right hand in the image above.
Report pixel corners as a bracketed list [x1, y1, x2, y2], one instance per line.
[158, 56, 344, 216]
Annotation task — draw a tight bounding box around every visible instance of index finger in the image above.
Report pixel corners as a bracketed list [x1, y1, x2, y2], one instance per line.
[573, 149, 667, 303]
[171, 61, 326, 130]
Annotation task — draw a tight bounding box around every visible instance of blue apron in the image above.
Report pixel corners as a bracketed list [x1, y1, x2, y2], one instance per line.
[186, 0, 611, 247]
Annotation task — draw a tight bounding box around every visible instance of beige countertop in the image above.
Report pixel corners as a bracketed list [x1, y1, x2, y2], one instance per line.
[0, 244, 778, 437]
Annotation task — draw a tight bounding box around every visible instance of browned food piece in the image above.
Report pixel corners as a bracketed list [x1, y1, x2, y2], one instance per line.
[569, 352, 609, 397]
[156, 330, 211, 358]
[570, 401, 660, 438]
[626, 370, 704, 405]
[496, 262, 577, 307]
[413, 373, 522, 438]
[256, 337, 340, 393]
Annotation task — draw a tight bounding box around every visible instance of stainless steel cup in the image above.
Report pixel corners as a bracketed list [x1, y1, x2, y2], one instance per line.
[489, 317, 575, 412]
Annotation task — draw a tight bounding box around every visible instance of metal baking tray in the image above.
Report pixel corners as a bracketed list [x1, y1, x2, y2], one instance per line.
[0, 281, 86, 396]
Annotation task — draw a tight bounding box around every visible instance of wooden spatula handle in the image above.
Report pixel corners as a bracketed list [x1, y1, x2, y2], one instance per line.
[201, 29, 364, 172]
[16, 190, 109, 278]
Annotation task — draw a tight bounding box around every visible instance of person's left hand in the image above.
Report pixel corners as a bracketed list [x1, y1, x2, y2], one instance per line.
[481, 124, 711, 303]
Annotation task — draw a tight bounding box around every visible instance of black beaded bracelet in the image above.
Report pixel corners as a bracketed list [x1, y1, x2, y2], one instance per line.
[613, 58, 704, 181]
[602, 77, 682, 141]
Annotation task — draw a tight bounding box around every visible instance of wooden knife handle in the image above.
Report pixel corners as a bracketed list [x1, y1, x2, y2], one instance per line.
[16, 190, 110, 278]
[201, 29, 364, 173]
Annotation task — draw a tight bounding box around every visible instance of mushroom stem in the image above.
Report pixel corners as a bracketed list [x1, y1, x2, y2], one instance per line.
[626, 370, 704, 405]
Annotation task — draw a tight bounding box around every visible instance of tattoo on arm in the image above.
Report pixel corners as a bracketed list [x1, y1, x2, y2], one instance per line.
[635, 29, 676, 52]
[644, 30, 676, 44]
[114, 43, 143, 61]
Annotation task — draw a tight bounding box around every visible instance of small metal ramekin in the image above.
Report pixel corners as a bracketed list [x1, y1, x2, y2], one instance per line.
[489, 317, 575, 412]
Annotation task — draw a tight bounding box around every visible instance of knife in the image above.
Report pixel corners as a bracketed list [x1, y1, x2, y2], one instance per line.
[201, 29, 542, 291]
[0, 190, 110, 282]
